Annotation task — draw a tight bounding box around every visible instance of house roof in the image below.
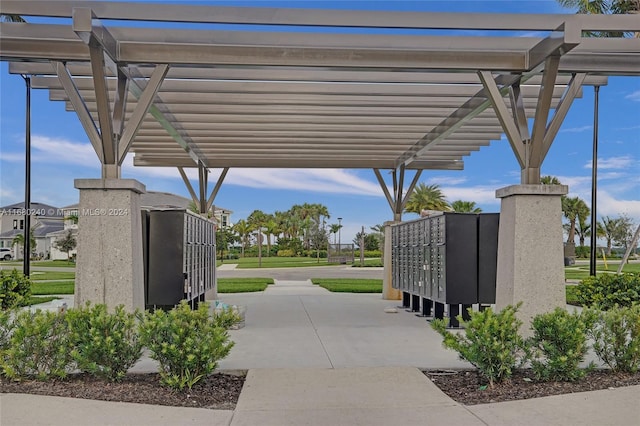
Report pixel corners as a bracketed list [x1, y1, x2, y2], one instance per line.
[0, 202, 63, 217]
[59, 192, 231, 212]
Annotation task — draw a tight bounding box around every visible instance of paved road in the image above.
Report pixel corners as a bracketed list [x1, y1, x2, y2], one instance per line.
[217, 265, 383, 280]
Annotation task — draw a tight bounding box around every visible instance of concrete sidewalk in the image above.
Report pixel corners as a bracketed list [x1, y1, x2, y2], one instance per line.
[3, 281, 639, 426]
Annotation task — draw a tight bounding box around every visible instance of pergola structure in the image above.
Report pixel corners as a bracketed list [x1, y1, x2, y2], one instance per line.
[1, 2, 638, 320]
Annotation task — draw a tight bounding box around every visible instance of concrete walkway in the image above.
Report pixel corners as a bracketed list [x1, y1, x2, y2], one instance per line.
[3, 280, 639, 426]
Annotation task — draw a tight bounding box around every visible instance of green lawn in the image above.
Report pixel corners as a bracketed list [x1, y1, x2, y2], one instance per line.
[217, 277, 274, 293]
[227, 256, 338, 269]
[31, 281, 75, 295]
[351, 258, 383, 267]
[29, 271, 76, 281]
[1, 260, 76, 268]
[565, 263, 639, 281]
[311, 278, 382, 293]
[25, 296, 60, 306]
[565, 285, 580, 306]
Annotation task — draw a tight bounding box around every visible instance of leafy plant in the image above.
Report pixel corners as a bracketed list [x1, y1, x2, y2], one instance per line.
[586, 305, 640, 373]
[576, 273, 640, 309]
[2, 309, 74, 381]
[0, 309, 15, 375]
[0, 269, 32, 310]
[138, 301, 235, 390]
[66, 303, 143, 381]
[431, 304, 526, 387]
[528, 308, 592, 381]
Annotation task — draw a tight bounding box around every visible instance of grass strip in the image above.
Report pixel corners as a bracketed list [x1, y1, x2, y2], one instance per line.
[29, 272, 76, 281]
[31, 281, 75, 295]
[217, 277, 273, 293]
[311, 278, 382, 293]
[24, 296, 60, 306]
[566, 285, 581, 306]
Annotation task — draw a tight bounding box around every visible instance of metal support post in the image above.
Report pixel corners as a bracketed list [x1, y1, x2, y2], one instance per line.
[590, 86, 600, 276]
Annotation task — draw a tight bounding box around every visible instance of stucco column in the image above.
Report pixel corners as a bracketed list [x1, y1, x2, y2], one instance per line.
[382, 220, 401, 300]
[74, 179, 146, 311]
[495, 184, 567, 333]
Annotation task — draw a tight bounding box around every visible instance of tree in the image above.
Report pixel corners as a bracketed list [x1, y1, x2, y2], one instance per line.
[451, 200, 482, 213]
[329, 223, 342, 244]
[216, 226, 237, 262]
[187, 200, 213, 218]
[597, 216, 620, 256]
[262, 219, 280, 257]
[232, 219, 253, 258]
[562, 196, 589, 245]
[353, 232, 379, 251]
[575, 216, 591, 248]
[557, 0, 640, 37]
[541, 175, 562, 185]
[12, 230, 36, 259]
[370, 224, 385, 252]
[54, 230, 77, 262]
[612, 214, 635, 252]
[404, 183, 450, 215]
[0, 14, 26, 22]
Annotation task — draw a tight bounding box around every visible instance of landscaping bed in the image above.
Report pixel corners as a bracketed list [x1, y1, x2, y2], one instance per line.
[424, 369, 640, 405]
[0, 372, 245, 410]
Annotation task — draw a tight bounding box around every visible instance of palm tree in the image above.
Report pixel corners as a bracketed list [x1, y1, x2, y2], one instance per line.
[575, 218, 591, 248]
[557, 0, 639, 37]
[562, 196, 589, 245]
[263, 219, 280, 257]
[12, 230, 36, 259]
[597, 216, 620, 256]
[404, 183, 450, 215]
[329, 223, 342, 244]
[232, 219, 253, 258]
[541, 175, 562, 185]
[451, 200, 483, 213]
[0, 14, 26, 22]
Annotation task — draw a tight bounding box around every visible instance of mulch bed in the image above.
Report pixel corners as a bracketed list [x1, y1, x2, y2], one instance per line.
[424, 369, 640, 405]
[0, 372, 245, 410]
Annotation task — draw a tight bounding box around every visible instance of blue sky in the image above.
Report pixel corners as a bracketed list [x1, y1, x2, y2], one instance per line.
[1, 1, 639, 245]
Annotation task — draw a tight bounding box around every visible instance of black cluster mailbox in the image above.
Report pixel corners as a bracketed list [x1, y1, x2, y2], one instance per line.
[142, 209, 216, 310]
[391, 212, 499, 327]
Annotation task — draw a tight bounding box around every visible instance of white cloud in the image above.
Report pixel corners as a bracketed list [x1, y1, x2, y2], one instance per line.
[625, 90, 640, 102]
[428, 176, 468, 186]
[584, 155, 635, 170]
[597, 192, 640, 224]
[561, 125, 592, 133]
[441, 185, 501, 205]
[21, 135, 101, 168]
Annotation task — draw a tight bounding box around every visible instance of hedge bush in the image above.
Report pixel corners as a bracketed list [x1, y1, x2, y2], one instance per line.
[139, 301, 235, 390]
[432, 304, 525, 387]
[576, 273, 640, 310]
[0, 269, 32, 310]
[586, 305, 640, 373]
[2, 309, 74, 381]
[528, 308, 592, 381]
[66, 303, 143, 381]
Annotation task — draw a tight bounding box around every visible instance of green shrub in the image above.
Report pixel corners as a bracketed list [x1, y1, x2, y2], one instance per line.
[586, 305, 640, 373]
[575, 246, 590, 258]
[0, 309, 14, 372]
[576, 273, 640, 309]
[431, 304, 525, 387]
[277, 249, 295, 257]
[363, 250, 382, 258]
[0, 269, 32, 310]
[139, 301, 234, 390]
[66, 303, 143, 381]
[528, 308, 592, 381]
[2, 309, 74, 381]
